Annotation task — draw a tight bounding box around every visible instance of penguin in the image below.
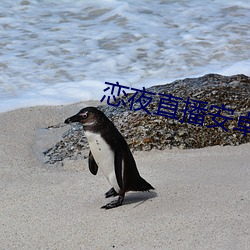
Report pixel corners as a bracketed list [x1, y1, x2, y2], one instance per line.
[65, 106, 154, 209]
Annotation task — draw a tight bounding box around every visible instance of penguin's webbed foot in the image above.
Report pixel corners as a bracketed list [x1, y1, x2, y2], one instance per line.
[101, 196, 124, 209]
[105, 187, 118, 198]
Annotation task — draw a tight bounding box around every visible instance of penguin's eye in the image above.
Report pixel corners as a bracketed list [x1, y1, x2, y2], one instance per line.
[79, 112, 88, 119]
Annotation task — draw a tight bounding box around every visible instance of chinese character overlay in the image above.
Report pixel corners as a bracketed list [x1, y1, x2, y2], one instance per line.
[100, 81, 129, 107]
[128, 87, 156, 114]
[101, 81, 247, 135]
[180, 98, 208, 126]
[153, 93, 182, 119]
[233, 112, 250, 136]
[206, 104, 234, 132]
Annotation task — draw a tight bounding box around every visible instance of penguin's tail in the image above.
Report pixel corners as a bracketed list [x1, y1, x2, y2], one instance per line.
[132, 176, 154, 192]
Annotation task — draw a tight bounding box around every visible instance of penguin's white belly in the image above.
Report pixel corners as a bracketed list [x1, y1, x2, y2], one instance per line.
[85, 131, 120, 193]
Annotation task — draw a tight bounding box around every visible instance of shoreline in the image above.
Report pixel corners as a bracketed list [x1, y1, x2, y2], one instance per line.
[0, 102, 249, 249]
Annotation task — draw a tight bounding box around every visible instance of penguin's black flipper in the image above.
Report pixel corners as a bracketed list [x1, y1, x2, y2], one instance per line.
[105, 187, 118, 198]
[114, 146, 124, 190]
[88, 151, 98, 175]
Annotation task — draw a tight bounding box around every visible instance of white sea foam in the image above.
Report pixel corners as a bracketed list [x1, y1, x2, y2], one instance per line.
[0, 0, 249, 112]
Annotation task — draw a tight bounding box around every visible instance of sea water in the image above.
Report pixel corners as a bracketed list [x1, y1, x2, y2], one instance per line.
[0, 0, 249, 112]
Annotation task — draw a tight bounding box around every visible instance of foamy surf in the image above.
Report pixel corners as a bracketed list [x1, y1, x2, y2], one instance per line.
[0, 0, 249, 112]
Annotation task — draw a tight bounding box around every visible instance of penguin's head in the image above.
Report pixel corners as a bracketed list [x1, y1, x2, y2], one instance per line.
[65, 107, 109, 129]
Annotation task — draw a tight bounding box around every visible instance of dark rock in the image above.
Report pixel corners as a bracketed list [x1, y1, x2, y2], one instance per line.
[43, 74, 250, 164]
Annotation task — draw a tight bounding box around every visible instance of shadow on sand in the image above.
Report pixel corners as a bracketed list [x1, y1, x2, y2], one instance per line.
[122, 190, 157, 208]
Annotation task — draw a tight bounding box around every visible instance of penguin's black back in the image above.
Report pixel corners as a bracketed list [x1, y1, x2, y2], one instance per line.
[75, 107, 154, 192]
[98, 113, 154, 192]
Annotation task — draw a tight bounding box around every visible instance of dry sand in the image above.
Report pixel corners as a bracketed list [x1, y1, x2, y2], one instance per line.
[0, 102, 249, 249]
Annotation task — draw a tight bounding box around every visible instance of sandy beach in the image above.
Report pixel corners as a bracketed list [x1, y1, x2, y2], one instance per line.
[0, 102, 249, 249]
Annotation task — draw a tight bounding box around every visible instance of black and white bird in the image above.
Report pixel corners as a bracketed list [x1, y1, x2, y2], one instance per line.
[65, 107, 154, 209]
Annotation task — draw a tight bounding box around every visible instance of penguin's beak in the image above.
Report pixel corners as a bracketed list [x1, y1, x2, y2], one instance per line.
[64, 114, 81, 124]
